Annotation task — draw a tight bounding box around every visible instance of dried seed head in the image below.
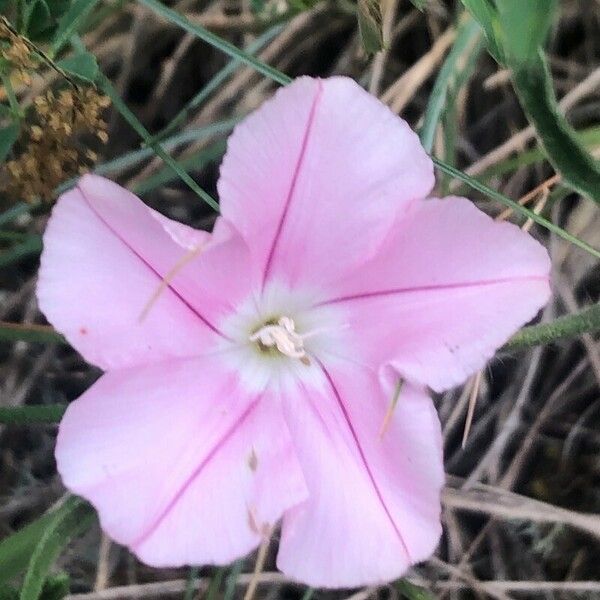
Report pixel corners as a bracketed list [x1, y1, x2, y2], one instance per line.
[1, 85, 112, 202]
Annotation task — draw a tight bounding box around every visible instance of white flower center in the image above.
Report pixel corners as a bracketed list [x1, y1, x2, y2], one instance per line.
[249, 316, 310, 363]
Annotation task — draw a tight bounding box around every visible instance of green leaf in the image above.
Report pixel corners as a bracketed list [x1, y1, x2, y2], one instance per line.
[432, 157, 600, 261]
[136, 0, 291, 85]
[496, 0, 557, 64]
[0, 513, 59, 583]
[510, 52, 600, 203]
[23, 0, 52, 39]
[0, 122, 20, 162]
[420, 16, 482, 153]
[397, 579, 435, 600]
[51, 0, 98, 56]
[0, 321, 66, 345]
[20, 497, 95, 600]
[56, 50, 98, 82]
[0, 404, 67, 425]
[460, 0, 503, 62]
[357, 0, 383, 54]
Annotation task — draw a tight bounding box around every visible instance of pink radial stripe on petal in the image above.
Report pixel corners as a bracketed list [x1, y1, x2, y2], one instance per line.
[56, 355, 308, 567]
[261, 80, 323, 287]
[218, 76, 434, 292]
[320, 196, 551, 392]
[79, 185, 226, 339]
[37, 185, 221, 370]
[277, 362, 443, 587]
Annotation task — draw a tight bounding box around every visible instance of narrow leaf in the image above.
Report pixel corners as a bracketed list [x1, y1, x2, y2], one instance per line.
[510, 53, 600, 203]
[20, 497, 95, 600]
[0, 513, 56, 584]
[496, 0, 557, 64]
[459, 0, 503, 62]
[98, 72, 221, 211]
[432, 157, 600, 261]
[136, 0, 291, 85]
[51, 0, 98, 56]
[0, 321, 66, 344]
[420, 16, 482, 153]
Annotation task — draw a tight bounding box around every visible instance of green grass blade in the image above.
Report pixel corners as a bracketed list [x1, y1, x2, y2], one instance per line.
[0, 322, 66, 344]
[151, 25, 283, 143]
[0, 404, 67, 425]
[20, 497, 95, 600]
[97, 73, 220, 212]
[133, 140, 226, 196]
[420, 17, 482, 153]
[51, 0, 99, 56]
[432, 157, 600, 260]
[136, 0, 291, 85]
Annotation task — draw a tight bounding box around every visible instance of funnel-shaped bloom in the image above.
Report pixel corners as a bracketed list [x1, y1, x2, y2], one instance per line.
[37, 77, 551, 588]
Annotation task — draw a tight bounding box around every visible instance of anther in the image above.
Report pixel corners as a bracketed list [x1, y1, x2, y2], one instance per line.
[249, 317, 309, 363]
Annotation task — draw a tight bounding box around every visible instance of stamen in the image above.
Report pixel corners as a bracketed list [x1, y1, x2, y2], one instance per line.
[249, 317, 309, 362]
[138, 245, 203, 322]
[379, 379, 404, 439]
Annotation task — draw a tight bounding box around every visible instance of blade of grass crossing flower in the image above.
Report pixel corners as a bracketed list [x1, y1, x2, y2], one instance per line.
[151, 25, 284, 143]
[420, 17, 482, 153]
[0, 404, 67, 425]
[97, 73, 220, 212]
[432, 157, 600, 261]
[20, 497, 96, 600]
[133, 140, 227, 196]
[136, 0, 291, 86]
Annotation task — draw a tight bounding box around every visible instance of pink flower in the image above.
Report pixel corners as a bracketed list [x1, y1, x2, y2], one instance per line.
[37, 77, 550, 587]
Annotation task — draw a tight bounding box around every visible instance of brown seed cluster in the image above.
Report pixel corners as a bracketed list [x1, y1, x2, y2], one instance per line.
[0, 20, 36, 86]
[0, 20, 110, 202]
[3, 87, 110, 202]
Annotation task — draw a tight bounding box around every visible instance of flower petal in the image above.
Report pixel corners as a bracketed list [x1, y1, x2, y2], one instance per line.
[56, 354, 307, 567]
[37, 175, 255, 369]
[218, 76, 434, 290]
[318, 197, 552, 392]
[277, 362, 443, 588]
